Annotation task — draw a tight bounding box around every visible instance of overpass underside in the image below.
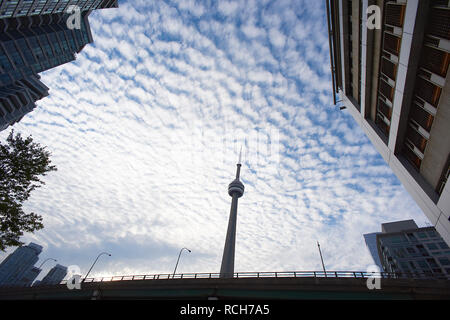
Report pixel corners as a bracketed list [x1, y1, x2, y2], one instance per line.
[1, 277, 449, 300]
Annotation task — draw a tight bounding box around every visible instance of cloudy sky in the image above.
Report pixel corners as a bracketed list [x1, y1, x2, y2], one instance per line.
[0, 0, 430, 280]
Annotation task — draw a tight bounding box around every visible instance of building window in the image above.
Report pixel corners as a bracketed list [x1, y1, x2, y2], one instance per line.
[426, 258, 439, 268]
[389, 235, 406, 244]
[438, 242, 450, 250]
[400, 262, 409, 269]
[420, 46, 450, 78]
[379, 79, 395, 102]
[438, 257, 450, 266]
[414, 77, 442, 107]
[403, 146, 422, 170]
[384, 3, 406, 27]
[432, 268, 443, 275]
[418, 260, 428, 269]
[416, 244, 429, 256]
[427, 8, 450, 40]
[406, 247, 416, 254]
[405, 127, 428, 154]
[417, 232, 428, 239]
[381, 57, 397, 80]
[406, 233, 417, 241]
[383, 33, 402, 56]
[409, 104, 434, 132]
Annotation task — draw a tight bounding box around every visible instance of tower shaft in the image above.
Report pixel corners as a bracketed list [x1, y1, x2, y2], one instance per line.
[220, 194, 239, 278]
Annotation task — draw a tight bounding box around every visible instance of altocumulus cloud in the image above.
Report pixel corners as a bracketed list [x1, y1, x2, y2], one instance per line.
[0, 0, 430, 279]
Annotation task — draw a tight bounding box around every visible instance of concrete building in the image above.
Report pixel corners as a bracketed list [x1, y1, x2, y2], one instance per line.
[39, 264, 67, 286]
[375, 219, 450, 279]
[0, 0, 118, 131]
[326, 0, 450, 245]
[0, 242, 43, 287]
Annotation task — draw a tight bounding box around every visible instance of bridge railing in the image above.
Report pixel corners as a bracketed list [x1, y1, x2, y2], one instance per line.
[58, 270, 449, 285]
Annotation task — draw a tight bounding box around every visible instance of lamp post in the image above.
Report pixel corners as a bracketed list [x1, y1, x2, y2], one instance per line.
[173, 248, 191, 278]
[317, 241, 327, 277]
[83, 252, 111, 283]
[38, 258, 57, 269]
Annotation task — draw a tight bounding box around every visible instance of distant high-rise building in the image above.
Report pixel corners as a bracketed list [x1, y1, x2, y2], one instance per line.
[0, 242, 43, 287]
[326, 0, 450, 246]
[374, 219, 450, 279]
[39, 264, 67, 285]
[0, 0, 118, 131]
[363, 232, 384, 270]
[17, 266, 41, 287]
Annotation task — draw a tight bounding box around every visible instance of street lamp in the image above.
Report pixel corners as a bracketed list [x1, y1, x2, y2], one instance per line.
[173, 247, 191, 278]
[317, 241, 327, 277]
[83, 252, 111, 283]
[38, 258, 57, 270]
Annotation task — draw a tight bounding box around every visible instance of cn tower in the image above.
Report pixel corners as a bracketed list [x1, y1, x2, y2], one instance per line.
[220, 148, 245, 278]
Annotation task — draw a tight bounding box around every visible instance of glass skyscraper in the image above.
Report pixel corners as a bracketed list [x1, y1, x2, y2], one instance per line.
[39, 263, 67, 285]
[0, 242, 43, 287]
[363, 232, 384, 270]
[17, 266, 41, 287]
[0, 0, 118, 130]
[375, 220, 450, 279]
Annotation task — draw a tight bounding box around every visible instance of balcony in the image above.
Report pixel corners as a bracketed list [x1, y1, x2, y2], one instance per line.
[414, 77, 442, 107]
[383, 33, 402, 56]
[384, 3, 406, 28]
[420, 46, 450, 78]
[378, 98, 392, 119]
[405, 126, 428, 154]
[376, 114, 390, 137]
[381, 57, 397, 80]
[403, 145, 422, 171]
[379, 78, 395, 102]
[409, 103, 434, 132]
[427, 8, 450, 40]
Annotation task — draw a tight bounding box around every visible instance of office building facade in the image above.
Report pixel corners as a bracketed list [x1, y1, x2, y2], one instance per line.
[39, 263, 67, 285]
[363, 232, 384, 269]
[326, 0, 450, 245]
[17, 266, 41, 287]
[0, 242, 42, 286]
[0, 0, 118, 130]
[375, 219, 450, 279]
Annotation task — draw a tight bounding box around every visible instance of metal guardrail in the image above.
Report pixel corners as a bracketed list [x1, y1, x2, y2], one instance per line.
[59, 270, 450, 284]
[0, 270, 448, 289]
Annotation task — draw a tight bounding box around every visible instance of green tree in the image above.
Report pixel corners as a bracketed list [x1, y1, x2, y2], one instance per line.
[0, 130, 57, 251]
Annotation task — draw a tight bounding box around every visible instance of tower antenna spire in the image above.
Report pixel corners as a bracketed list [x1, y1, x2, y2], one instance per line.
[236, 145, 242, 179]
[238, 145, 242, 165]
